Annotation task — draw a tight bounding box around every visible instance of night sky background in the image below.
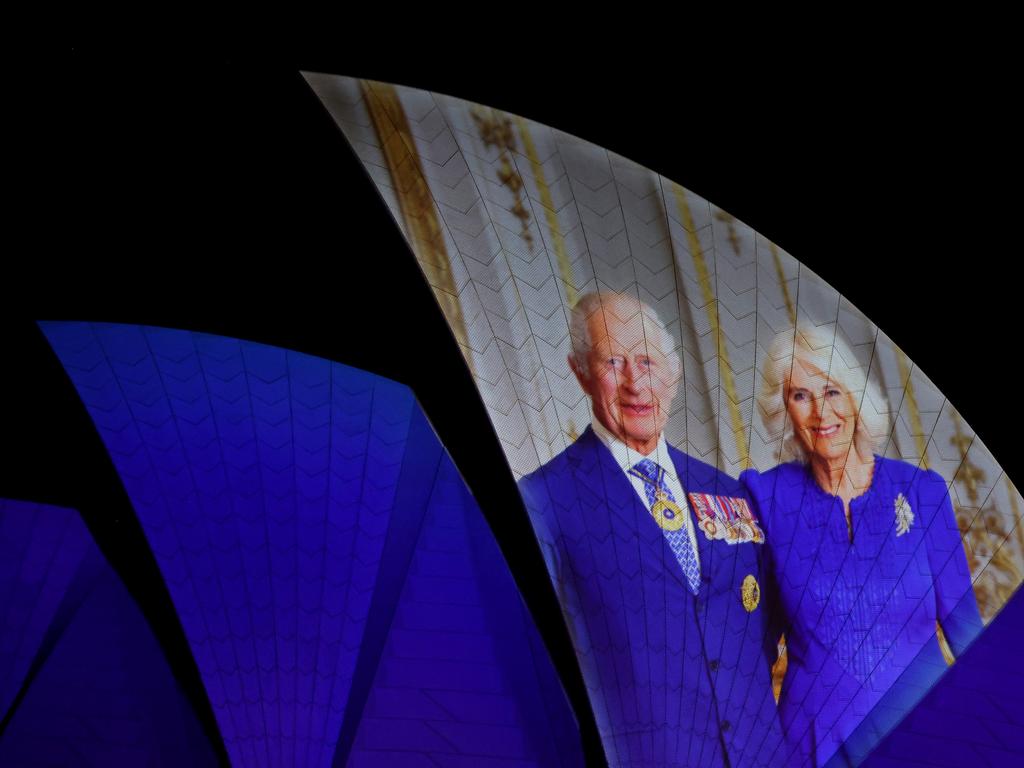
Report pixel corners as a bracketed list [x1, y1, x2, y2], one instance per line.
[5, 44, 1014, 764]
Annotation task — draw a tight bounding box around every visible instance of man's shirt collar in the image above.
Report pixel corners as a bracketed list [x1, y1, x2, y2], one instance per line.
[591, 416, 677, 482]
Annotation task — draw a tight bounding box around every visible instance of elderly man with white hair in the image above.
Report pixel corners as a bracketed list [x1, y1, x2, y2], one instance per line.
[740, 326, 982, 766]
[518, 290, 786, 768]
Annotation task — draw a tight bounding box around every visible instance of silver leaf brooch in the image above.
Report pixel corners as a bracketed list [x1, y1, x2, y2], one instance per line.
[895, 492, 915, 537]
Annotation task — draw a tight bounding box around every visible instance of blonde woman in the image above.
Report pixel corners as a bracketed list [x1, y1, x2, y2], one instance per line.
[741, 327, 981, 766]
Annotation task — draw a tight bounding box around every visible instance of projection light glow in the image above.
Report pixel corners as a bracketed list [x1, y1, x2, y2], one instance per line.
[305, 74, 1021, 767]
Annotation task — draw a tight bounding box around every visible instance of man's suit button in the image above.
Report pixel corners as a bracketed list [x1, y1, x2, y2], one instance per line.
[721, 720, 731, 732]
[708, 659, 720, 671]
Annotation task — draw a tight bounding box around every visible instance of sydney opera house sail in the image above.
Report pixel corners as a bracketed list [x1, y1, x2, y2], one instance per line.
[305, 74, 1024, 767]
[35, 323, 583, 768]
[0, 500, 219, 765]
[5, 69, 1023, 768]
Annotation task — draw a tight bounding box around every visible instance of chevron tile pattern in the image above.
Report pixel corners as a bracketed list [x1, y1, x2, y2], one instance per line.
[347, 448, 582, 767]
[305, 74, 1024, 766]
[0, 500, 90, 725]
[42, 323, 582, 768]
[0, 500, 218, 766]
[861, 583, 1024, 767]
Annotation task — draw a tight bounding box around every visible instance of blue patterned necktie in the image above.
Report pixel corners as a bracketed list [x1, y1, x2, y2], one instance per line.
[630, 458, 701, 594]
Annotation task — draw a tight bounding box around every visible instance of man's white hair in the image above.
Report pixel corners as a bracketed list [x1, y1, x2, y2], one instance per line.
[757, 325, 891, 463]
[569, 290, 681, 379]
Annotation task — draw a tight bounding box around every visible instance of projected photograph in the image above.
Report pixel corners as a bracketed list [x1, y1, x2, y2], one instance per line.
[306, 74, 1024, 768]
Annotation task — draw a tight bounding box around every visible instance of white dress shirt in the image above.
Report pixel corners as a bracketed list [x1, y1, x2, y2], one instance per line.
[590, 417, 701, 570]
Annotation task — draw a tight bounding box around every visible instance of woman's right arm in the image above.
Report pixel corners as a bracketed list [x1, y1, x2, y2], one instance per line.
[920, 469, 983, 657]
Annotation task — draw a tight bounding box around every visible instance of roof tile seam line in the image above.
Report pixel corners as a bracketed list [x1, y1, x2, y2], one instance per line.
[0, 544, 103, 741]
[40, 321, 233, 767]
[330, 404, 447, 768]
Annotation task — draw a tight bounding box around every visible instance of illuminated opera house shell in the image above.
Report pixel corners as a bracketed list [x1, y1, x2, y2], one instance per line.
[2, 76, 1022, 767]
[6, 327, 581, 767]
[302, 75, 1024, 767]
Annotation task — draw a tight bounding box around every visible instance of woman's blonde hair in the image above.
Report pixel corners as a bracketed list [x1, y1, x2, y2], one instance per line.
[757, 325, 890, 463]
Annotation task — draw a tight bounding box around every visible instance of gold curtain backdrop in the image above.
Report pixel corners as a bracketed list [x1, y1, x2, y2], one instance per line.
[305, 73, 1023, 628]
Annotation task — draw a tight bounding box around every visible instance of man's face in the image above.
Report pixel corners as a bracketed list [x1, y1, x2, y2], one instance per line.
[571, 299, 679, 455]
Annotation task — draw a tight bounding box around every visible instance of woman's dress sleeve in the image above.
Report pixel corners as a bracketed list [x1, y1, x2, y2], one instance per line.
[920, 469, 983, 656]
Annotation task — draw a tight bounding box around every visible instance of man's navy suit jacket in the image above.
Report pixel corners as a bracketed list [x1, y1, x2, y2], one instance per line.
[519, 427, 785, 768]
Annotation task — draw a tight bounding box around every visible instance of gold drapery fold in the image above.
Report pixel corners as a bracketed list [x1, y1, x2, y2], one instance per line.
[671, 183, 750, 471]
[515, 116, 577, 308]
[361, 80, 473, 363]
[770, 242, 797, 326]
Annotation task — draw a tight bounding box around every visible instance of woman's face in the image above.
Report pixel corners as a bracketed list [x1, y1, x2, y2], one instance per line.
[786, 358, 859, 462]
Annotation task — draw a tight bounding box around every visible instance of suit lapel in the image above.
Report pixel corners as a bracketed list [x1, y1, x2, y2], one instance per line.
[572, 428, 692, 593]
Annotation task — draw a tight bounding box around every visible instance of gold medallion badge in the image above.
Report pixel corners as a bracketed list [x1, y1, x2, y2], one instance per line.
[651, 491, 685, 532]
[741, 574, 760, 612]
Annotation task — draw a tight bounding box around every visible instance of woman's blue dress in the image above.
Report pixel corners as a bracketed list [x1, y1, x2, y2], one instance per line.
[742, 457, 982, 766]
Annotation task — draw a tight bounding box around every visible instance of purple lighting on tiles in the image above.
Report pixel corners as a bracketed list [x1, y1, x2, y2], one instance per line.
[0, 500, 217, 766]
[42, 323, 582, 767]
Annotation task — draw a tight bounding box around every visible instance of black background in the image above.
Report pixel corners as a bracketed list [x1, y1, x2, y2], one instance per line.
[3, 45, 1015, 765]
